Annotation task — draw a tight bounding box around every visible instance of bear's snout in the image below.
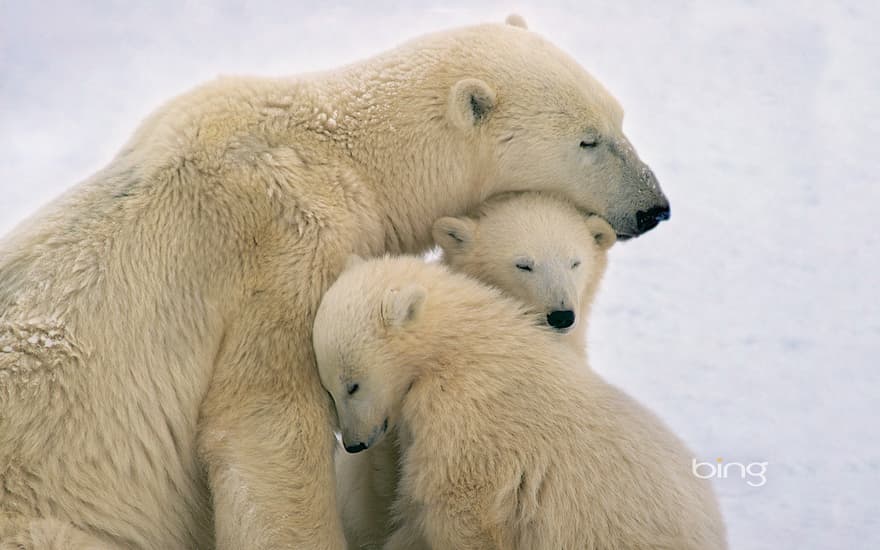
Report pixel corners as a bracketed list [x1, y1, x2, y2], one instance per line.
[635, 204, 671, 235]
[612, 161, 671, 239]
[547, 310, 575, 331]
[343, 417, 389, 454]
[344, 441, 368, 454]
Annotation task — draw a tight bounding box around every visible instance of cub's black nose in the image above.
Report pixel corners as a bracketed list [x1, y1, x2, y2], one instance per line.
[547, 310, 575, 330]
[344, 442, 368, 454]
[636, 205, 671, 234]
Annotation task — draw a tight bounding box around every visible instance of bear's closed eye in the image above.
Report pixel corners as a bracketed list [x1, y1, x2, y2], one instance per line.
[580, 139, 599, 148]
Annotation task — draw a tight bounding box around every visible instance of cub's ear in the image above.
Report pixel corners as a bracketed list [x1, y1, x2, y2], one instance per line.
[381, 284, 427, 327]
[505, 14, 528, 29]
[432, 217, 476, 254]
[343, 254, 365, 271]
[448, 78, 496, 130]
[585, 216, 617, 251]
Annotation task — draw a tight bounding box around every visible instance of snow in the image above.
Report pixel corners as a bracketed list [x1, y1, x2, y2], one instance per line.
[1, 1, 878, 548]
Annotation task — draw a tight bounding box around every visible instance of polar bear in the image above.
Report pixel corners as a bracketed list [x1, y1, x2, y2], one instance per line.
[0, 16, 669, 549]
[434, 192, 616, 354]
[316, 256, 726, 550]
[335, 194, 615, 547]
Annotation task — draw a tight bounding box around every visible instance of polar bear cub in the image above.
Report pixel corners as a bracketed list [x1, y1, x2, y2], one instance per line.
[433, 192, 616, 354]
[317, 256, 727, 550]
[334, 194, 615, 548]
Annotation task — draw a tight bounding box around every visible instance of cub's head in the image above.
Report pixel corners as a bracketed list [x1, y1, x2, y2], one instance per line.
[440, 16, 669, 238]
[433, 194, 615, 334]
[314, 256, 428, 454]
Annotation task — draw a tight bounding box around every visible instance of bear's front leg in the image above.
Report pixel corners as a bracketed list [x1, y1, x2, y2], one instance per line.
[397, 496, 493, 550]
[197, 300, 345, 550]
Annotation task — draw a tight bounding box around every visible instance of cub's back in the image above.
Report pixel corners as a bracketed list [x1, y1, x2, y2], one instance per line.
[401, 330, 723, 549]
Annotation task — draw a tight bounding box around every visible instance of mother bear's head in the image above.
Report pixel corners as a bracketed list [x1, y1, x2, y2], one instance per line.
[433, 15, 670, 239]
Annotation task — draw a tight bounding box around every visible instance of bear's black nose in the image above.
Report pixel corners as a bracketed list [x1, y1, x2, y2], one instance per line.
[344, 442, 368, 454]
[547, 310, 575, 330]
[636, 205, 671, 234]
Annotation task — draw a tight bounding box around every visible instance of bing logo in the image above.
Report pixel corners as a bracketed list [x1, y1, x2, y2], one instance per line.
[692, 457, 768, 487]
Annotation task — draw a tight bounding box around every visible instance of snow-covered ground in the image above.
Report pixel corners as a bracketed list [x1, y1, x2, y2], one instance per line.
[2, 2, 878, 548]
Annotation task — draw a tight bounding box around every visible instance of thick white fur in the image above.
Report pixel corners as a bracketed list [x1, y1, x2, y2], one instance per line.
[319, 257, 727, 550]
[0, 17, 666, 550]
[0, 518, 116, 550]
[435, 192, 616, 353]
[335, 193, 615, 547]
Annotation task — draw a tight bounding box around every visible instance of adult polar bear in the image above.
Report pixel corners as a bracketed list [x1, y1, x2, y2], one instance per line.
[0, 16, 668, 550]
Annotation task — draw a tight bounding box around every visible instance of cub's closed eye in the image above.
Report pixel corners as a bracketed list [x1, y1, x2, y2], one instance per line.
[580, 138, 599, 148]
[516, 263, 533, 272]
[572, 261, 581, 269]
[347, 383, 359, 396]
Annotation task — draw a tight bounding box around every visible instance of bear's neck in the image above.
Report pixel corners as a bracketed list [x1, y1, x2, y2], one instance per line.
[311, 58, 490, 255]
[398, 288, 583, 435]
[413, 282, 548, 372]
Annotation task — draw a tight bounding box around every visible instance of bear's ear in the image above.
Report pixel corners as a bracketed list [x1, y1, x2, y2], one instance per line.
[448, 78, 496, 130]
[585, 216, 617, 251]
[381, 284, 427, 328]
[343, 254, 365, 271]
[505, 14, 528, 29]
[432, 217, 476, 254]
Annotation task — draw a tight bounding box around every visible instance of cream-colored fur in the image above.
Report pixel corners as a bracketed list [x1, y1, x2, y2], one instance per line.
[334, 193, 615, 548]
[0, 16, 667, 549]
[435, 192, 616, 354]
[334, 435, 402, 549]
[317, 256, 726, 550]
[0, 517, 116, 550]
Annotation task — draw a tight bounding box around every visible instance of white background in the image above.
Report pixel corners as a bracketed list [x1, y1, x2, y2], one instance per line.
[2, 2, 878, 548]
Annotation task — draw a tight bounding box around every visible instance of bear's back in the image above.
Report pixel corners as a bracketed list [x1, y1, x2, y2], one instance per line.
[396, 271, 723, 549]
